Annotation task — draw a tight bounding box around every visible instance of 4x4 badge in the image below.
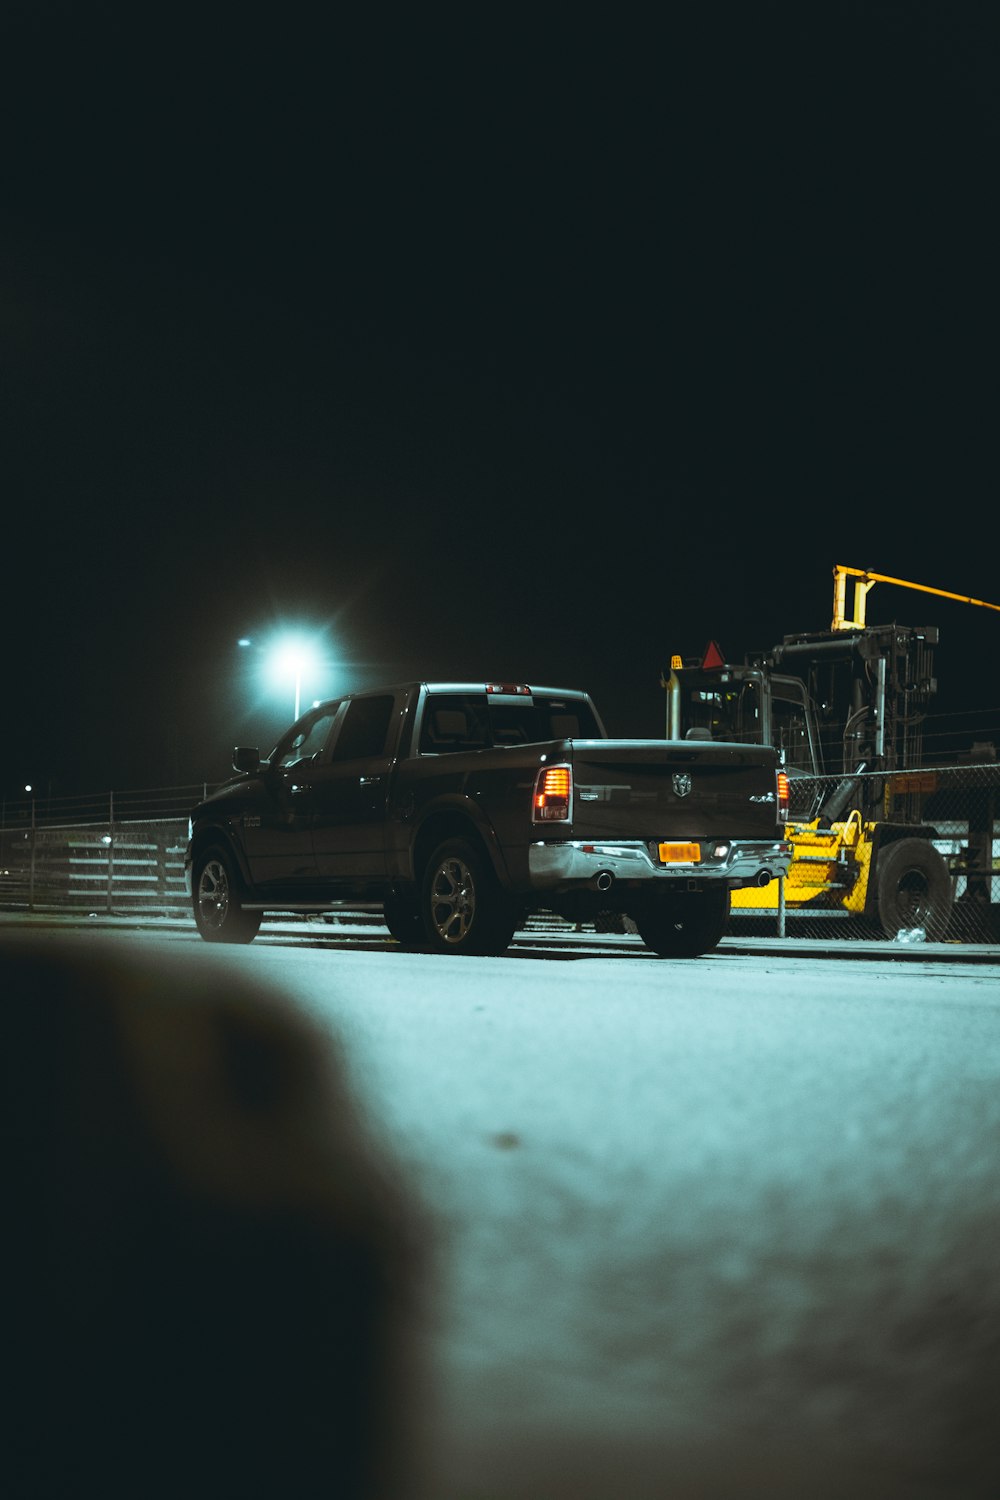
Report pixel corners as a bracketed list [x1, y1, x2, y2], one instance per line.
[672, 772, 692, 798]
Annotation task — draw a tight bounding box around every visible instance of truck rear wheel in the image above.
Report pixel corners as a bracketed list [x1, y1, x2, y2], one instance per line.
[634, 887, 730, 958]
[192, 845, 262, 944]
[876, 837, 953, 941]
[422, 838, 517, 956]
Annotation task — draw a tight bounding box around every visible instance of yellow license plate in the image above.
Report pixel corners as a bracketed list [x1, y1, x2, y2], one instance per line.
[658, 842, 701, 864]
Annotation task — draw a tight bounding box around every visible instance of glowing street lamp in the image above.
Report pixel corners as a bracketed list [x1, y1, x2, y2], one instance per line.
[272, 640, 313, 719]
[239, 633, 324, 719]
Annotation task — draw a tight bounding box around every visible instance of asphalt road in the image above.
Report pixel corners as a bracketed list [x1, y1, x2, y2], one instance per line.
[3, 920, 999, 1499]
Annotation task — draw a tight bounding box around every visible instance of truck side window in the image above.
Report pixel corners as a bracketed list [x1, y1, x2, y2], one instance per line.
[330, 695, 395, 762]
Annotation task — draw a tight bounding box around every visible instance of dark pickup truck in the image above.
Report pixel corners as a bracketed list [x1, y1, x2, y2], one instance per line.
[185, 680, 792, 957]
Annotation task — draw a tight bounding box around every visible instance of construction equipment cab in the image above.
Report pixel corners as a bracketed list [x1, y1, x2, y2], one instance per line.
[663, 639, 821, 776]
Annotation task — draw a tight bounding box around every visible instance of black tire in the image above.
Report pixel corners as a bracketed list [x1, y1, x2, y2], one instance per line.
[421, 837, 517, 956]
[633, 886, 730, 958]
[876, 837, 953, 940]
[192, 845, 262, 944]
[383, 886, 424, 947]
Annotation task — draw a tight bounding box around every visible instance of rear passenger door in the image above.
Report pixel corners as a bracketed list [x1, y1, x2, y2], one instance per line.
[310, 692, 408, 883]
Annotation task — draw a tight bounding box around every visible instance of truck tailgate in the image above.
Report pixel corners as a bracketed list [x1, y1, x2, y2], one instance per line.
[567, 740, 781, 841]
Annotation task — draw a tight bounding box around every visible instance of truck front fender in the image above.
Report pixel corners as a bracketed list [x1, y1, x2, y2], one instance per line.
[187, 820, 254, 893]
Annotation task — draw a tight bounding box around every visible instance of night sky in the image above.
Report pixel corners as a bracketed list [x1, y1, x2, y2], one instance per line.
[3, 4, 998, 798]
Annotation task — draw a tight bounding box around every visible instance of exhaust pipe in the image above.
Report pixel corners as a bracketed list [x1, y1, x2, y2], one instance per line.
[595, 871, 614, 892]
[755, 870, 772, 887]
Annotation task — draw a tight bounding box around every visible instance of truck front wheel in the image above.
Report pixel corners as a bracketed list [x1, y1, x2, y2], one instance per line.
[422, 838, 517, 956]
[634, 887, 730, 958]
[192, 845, 262, 944]
[876, 838, 953, 940]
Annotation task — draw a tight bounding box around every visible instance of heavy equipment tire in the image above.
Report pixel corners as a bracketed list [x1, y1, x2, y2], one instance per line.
[192, 845, 262, 944]
[383, 886, 424, 947]
[876, 837, 953, 941]
[634, 886, 730, 958]
[421, 837, 517, 956]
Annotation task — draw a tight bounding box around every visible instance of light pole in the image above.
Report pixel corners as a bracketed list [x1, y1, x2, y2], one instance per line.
[25, 784, 35, 911]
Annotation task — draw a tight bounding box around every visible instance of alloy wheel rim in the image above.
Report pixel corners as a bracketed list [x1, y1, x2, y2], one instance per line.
[430, 856, 475, 944]
[198, 859, 230, 930]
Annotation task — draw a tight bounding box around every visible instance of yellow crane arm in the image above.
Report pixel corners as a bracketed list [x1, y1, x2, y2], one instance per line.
[832, 565, 1000, 630]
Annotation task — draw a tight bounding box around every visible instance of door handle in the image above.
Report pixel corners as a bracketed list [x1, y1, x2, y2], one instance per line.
[291, 783, 312, 794]
[358, 775, 383, 786]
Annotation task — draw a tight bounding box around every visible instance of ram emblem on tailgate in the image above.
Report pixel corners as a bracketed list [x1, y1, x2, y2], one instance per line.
[671, 773, 692, 798]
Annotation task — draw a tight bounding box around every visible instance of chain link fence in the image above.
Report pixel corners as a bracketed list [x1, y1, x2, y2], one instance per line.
[729, 760, 1000, 943]
[2, 767, 998, 945]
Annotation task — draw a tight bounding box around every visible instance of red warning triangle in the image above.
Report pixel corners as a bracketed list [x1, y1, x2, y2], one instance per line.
[701, 640, 726, 670]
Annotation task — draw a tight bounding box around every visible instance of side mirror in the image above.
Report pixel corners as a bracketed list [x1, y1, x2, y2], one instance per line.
[233, 746, 261, 773]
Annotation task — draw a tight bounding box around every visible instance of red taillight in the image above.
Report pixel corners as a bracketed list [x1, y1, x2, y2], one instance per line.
[533, 764, 572, 822]
[776, 769, 790, 822]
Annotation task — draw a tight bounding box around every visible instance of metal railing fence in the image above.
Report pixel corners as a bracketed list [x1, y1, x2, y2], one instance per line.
[0, 785, 206, 917]
[1, 821, 192, 917]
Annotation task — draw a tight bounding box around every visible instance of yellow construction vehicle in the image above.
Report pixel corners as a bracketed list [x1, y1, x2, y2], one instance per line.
[662, 567, 1000, 939]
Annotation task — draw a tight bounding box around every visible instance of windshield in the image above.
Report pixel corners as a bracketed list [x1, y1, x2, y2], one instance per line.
[273, 704, 342, 766]
[682, 680, 762, 742]
[419, 693, 601, 753]
[489, 696, 602, 745]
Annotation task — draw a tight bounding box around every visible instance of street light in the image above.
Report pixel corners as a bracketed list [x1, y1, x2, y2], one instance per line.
[239, 633, 325, 719]
[271, 639, 317, 720]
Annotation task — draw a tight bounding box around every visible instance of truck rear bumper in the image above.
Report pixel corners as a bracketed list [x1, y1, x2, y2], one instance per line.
[528, 838, 793, 891]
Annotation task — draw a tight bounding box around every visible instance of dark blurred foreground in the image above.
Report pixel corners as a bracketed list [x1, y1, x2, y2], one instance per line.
[0, 937, 424, 1500]
[3, 934, 999, 1500]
